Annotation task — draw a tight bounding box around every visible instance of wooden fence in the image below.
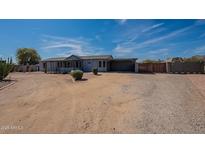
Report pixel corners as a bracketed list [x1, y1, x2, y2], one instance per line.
[14, 65, 40, 72]
[138, 63, 166, 73]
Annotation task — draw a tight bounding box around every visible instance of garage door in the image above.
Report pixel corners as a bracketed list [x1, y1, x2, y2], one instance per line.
[110, 60, 135, 72]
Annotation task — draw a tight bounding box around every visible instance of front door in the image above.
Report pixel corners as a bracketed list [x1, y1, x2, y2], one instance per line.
[83, 60, 93, 72]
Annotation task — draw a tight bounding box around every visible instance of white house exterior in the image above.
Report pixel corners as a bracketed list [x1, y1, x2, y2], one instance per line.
[40, 55, 113, 73]
[40, 55, 137, 73]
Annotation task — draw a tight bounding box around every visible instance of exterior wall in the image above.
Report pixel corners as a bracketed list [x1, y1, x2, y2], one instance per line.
[40, 59, 109, 73]
[47, 61, 58, 73]
[82, 59, 108, 72]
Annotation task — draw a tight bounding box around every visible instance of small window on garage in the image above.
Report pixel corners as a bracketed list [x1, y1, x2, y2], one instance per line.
[103, 61, 106, 67]
[99, 61, 102, 67]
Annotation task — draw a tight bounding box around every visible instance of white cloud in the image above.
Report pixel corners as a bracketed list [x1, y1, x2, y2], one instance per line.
[199, 32, 205, 38]
[41, 34, 104, 56]
[114, 45, 136, 53]
[117, 19, 127, 25]
[95, 35, 101, 41]
[194, 45, 205, 54]
[194, 19, 205, 26]
[142, 23, 164, 33]
[148, 48, 169, 54]
[183, 45, 205, 55]
[146, 48, 169, 59]
[113, 25, 193, 55]
[141, 26, 192, 45]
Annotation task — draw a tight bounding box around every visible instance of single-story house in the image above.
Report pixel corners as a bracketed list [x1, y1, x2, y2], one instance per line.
[40, 55, 137, 73]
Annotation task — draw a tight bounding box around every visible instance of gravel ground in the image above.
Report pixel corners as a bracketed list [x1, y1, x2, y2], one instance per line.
[0, 72, 205, 133]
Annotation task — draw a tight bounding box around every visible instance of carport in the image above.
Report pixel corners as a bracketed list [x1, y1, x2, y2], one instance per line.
[109, 58, 137, 72]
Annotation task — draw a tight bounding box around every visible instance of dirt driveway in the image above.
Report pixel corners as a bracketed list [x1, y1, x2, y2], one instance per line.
[0, 72, 205, 133]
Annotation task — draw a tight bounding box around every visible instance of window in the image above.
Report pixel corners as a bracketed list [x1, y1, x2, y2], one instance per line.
[99, 61, 102, 67]
[103, 61, 106, 67]
[76, 61, 78, 67]
[59, 61, 62, 67]
[68, 62, 70, 67]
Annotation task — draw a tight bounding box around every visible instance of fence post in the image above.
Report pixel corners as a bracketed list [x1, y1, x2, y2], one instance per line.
[166, 62, 170, 73]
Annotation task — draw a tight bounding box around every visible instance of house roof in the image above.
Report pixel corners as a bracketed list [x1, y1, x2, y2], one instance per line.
[79, 55, 113, 60]
[65, 55, 81, 60]
[41, 55, 113, 62]
[111, 58, 138, 61]
[41, 57, 66, 62]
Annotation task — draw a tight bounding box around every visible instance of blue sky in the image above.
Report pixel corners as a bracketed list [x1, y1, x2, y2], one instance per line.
[0, 19, 205, 62]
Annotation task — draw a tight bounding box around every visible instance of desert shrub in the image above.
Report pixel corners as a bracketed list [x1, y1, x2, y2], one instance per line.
[70, 70, 83, 80]
[92, 68, 98, 75]
[0, 62, 12, 81]
[10, 64, 15, 72]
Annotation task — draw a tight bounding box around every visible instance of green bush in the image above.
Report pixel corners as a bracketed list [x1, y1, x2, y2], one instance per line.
[0, 62, 12, 81]
[92, 68, 98, 75]
[70, 70, 83, 80]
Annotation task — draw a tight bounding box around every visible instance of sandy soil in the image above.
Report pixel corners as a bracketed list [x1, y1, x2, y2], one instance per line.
[186, 75, 205, 97]
[0, 72, 205, 133]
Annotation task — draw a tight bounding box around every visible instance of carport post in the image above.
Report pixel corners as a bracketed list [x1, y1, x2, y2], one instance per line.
[135, 62, 139, 73]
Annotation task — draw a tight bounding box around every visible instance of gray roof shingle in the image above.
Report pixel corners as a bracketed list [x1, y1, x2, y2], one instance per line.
[41, 57, 66, 62]
[79, 55, 113, 60]
[41, 55, 113, 61]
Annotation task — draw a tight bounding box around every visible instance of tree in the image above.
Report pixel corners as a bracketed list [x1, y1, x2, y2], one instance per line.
[171, 57, 184, 62]
[184, 55, 205, 62]
[16, 48, 41, 65]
